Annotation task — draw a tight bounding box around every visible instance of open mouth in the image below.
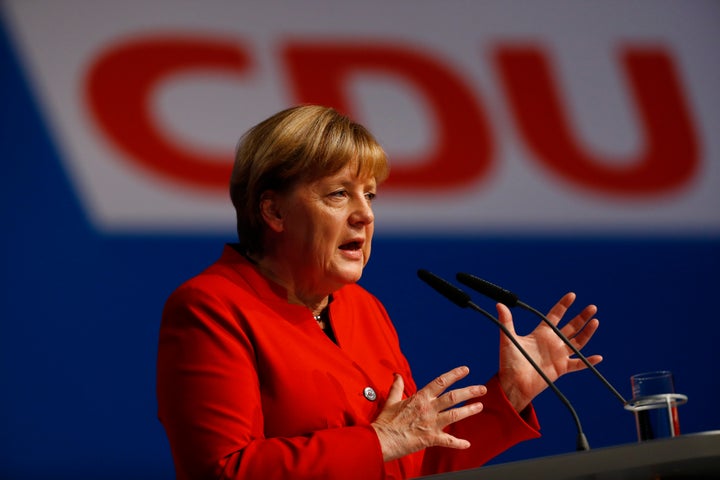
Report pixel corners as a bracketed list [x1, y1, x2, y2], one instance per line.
[339, 240, 362, 251]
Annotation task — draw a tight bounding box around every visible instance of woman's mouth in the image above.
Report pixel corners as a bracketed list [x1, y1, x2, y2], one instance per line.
[339, 241, 361, 251]
[339, 240, 364, 259]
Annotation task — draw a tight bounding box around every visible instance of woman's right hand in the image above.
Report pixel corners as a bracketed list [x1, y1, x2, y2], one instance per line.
[371, 366, 487, 462]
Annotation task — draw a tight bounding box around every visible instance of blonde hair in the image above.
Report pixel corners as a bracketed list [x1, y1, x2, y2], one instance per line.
[230, 105, 389, 255]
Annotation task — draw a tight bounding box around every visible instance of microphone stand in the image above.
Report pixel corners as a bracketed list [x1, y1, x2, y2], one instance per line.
[467, 301, 590, 451]
[456, 272, 628, 405]
[516, 300, 627, 405]
[418, 270, 590, 451]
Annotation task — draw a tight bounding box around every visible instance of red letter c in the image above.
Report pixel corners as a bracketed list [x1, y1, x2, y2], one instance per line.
[86, 35, 250, 190]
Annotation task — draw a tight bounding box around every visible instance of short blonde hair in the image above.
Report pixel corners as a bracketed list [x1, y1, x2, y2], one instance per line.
[230, 105, 389, 255]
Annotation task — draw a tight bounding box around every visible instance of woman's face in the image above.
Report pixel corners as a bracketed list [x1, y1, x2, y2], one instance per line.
[266, 164, 377, 297]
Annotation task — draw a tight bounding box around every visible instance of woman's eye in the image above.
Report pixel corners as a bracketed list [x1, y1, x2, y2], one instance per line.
[365, 192, 376, 201]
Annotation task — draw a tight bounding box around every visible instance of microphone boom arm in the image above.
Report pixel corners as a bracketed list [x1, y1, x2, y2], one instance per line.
[466, 301, 590, 452]
[456, 272, 628, 405]
[418, 269, 590, 451]
[517, 300, 627, 405]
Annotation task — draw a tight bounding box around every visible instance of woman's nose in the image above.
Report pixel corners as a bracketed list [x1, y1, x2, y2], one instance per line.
[350, 199, 374, 225]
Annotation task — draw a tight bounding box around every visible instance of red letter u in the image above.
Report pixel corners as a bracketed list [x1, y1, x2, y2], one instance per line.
[495, 46, 700, 196]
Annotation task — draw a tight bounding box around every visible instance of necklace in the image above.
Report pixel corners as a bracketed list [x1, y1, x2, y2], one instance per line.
[314, 311, 327, 330]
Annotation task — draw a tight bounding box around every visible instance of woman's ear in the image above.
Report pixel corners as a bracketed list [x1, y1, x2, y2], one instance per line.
[259, 190, 284, 233]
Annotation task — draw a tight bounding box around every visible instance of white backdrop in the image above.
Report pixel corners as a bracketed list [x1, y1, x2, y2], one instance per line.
[4, 0, 718, 234]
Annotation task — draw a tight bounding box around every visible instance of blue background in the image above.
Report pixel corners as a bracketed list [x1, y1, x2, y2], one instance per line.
[2, 11, 719, 479]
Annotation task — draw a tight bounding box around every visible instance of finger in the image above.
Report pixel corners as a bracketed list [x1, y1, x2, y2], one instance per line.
[386, 373, 405, 405]
[496, 303, 517, 337]
[435, 384, 487, 412]
[434, 432, 472, 450]
[545, 292, 576, 325]
[436, 396, 485, 429]
[567, 354, 603, 373]
[422, 366, 470, 397]
[560, 304, 598, 338]
[566, 318, 600, 350]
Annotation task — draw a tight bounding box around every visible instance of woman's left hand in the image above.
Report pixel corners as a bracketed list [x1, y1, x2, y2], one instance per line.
[496, 292, 603, 412]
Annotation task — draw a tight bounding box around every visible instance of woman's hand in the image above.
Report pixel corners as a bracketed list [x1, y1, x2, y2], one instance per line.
[497, 292, 603, 412]
[371, 366, 487, 462]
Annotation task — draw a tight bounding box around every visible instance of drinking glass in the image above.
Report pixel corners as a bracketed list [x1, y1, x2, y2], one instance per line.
[624, 370, 687, 441]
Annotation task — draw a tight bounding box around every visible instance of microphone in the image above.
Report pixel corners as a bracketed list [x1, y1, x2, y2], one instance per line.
[456, 272, 627, 405]
[417, 269, 590, 451]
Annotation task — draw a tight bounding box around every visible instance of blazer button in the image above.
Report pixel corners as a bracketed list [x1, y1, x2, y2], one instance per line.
[363, 386, 377, 401]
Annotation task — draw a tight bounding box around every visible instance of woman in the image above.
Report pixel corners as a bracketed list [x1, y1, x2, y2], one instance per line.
[156, 105, 602, 479]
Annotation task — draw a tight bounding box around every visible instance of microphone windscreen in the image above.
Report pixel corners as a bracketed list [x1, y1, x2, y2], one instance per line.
[417, 269, 471, 308]
[456, 273, 519, 307]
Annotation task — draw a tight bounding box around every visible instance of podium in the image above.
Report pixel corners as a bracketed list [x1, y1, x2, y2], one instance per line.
[420, 430, 720, 479]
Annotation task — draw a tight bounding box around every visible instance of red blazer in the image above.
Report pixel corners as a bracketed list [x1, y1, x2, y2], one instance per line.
[157, 245, 540, 479]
